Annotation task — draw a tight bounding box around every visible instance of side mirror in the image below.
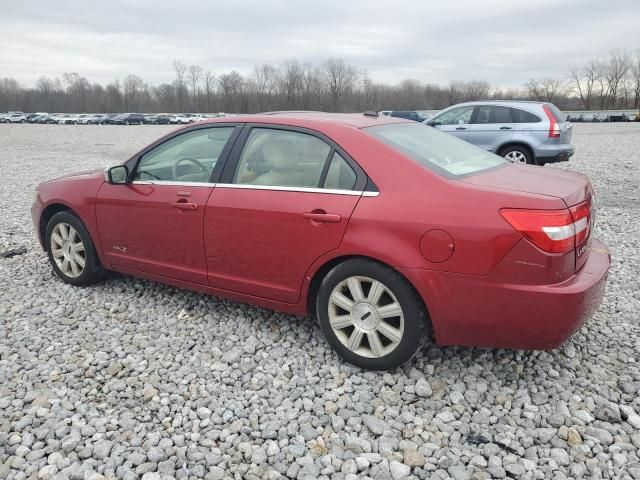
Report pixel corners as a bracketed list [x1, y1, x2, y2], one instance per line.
[106, 165, 129, 184]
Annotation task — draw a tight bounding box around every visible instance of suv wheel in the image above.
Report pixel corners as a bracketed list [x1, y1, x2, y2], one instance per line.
[501, 145, 534, 165]
[316, 259, 428, 370]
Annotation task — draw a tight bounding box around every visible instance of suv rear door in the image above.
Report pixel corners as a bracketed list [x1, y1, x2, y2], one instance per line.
[466, 105, 514, 152]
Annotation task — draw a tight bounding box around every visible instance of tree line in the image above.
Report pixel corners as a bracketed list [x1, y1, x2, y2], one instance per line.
[1, 49, 639, 114]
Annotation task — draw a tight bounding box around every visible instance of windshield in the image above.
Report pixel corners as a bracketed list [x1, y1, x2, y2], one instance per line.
[365, 123, 507, 178]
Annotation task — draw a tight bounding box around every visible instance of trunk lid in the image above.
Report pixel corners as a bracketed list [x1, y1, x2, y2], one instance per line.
[462, 163, 590, 206]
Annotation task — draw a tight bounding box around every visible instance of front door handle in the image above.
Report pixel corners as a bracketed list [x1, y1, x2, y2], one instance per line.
[303, 212, 341, 223]
[455, 127, 467, 131]
[170, 201, 198, 210]
[500, 126, 512, 130]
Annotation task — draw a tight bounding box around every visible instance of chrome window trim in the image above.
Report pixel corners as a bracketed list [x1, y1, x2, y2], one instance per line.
[216, 183, 376, 196]
[126, 180, 380, 196]
[131, 180, 216, 187]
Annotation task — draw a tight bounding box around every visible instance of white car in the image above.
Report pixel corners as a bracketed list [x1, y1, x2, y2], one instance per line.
[169, 114, 192, 124]
[8, 113, 27, 123]
[76, 114, 91, 124]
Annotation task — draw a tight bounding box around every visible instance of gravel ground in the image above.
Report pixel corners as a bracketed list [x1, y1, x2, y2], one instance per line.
[0, 123, 639, 480]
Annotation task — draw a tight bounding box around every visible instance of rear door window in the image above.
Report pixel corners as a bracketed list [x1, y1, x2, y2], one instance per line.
[474, 105, 512, 124]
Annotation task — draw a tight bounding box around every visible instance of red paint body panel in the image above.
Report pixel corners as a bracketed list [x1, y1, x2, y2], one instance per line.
[204, 188, 360, 303]
[96, 182, 213, 285]
[399, 238, 610, 349]
[31, 113, 611, 351]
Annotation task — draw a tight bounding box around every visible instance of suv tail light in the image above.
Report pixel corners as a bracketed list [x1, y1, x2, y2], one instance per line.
[543, 104, 561, 138]
[501, 202, 591, 253]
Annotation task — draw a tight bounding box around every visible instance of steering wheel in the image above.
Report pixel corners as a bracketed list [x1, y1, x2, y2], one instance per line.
[172, 157, 207, 179]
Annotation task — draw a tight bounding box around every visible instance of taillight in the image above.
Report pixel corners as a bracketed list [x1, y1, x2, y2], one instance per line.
[500, 202, 591, 253]
[543, 104, 561, 138]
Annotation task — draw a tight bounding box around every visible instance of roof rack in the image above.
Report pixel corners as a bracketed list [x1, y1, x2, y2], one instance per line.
[363, 110, 379, 117]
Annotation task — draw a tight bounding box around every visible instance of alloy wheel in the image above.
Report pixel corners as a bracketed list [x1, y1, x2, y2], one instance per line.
[328, 276, 404, 358]
[50, 222, 86, 278]
[505, 150, 527, 163]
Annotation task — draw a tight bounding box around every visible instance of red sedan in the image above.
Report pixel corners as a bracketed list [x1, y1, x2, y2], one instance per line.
[31, 112, 610, 370]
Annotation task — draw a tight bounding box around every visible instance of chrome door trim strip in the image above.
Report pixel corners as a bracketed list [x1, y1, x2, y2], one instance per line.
[130, 180, 217, 187]
[125, 180, 380, 196]
[215, 183, 375, 196]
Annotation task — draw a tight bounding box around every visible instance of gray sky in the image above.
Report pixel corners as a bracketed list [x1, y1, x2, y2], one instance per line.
[1, 0, 639, 88]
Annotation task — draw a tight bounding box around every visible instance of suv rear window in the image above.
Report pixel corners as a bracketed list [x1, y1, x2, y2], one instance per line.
[365, 123, 507, 178]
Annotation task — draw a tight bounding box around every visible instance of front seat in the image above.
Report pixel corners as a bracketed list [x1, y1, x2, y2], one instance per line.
[253, 139, 312, 187]
[476, 110, 489, 124]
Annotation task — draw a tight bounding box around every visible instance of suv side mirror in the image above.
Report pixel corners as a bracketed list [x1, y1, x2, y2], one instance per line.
[106, 165, 129, 184]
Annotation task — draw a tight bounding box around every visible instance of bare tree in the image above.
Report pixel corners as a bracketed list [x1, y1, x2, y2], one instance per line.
[280, 60, 302, 109]
[218, 71, 244, 112]
[631, 49, 640, 109]
[203, 70, 216, 112]
[568, 60, 599, 110]
[123, 74, 145, 111]
[187, 64, 202, 111]
[173, 60, 187, 111]
[602, 49, 631, 108]
[324, 59, 358, 112]
[526, 77, 565, 102]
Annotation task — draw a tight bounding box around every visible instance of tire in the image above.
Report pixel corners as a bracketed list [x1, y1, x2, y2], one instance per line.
[500, 145, 534, 165]
[46, 211, 105, 287]
[316, 259, 429, 370]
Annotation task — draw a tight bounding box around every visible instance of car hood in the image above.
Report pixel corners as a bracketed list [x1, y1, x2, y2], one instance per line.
[39, 168, 104, 185]
[461, 164, 590, 207]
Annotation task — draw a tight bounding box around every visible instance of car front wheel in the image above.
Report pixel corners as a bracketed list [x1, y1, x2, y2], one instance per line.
[316, 259, 428, 370]
[46, 211, 105, 286]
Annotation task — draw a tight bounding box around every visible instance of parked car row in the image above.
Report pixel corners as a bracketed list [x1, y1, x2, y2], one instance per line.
[565, 112, 638, 122]
[0, 112, 228, 125]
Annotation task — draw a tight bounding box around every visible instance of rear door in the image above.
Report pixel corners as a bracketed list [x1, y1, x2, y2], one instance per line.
[204, 126, 365, 303]
[467, 105, 514, 152]
[429, 105, 475, 141]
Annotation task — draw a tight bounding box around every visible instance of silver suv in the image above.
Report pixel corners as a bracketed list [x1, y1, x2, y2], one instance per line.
[426, 101, 573, 165]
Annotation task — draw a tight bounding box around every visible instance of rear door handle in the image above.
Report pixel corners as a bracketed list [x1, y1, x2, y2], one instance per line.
[303, 212, 341, 223]
[500, 126, 512, 130]
[170, 201, 198, 210]
[455, 127, 467, 131]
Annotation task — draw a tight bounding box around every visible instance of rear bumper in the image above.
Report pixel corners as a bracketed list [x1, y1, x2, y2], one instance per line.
[538, 148, 574, 164]
[401, 238, 610, 350]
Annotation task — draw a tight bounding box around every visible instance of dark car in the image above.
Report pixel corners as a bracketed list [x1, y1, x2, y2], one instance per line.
[389, 111, 428, 122]
[113, 113, 145, 125]
[156, 114, 172, 125]
[143, 114, 158, 125]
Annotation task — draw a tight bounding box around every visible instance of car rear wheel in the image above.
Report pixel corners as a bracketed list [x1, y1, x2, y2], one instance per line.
[316, 259, 428, 370]
[501, 145, 534, 165]
[46, 211, 105, 286]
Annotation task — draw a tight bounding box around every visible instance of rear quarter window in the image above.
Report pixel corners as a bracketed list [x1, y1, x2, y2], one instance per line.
[511, 108, 541, 123]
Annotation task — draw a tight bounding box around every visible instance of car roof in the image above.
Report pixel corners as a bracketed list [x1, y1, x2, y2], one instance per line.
[199, 112, 411, 129]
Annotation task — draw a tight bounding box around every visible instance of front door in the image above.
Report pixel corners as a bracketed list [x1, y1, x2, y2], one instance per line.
[204, 127, 363, 303]
[96, 126, 237, 284]
[430, 105, 475, 141]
